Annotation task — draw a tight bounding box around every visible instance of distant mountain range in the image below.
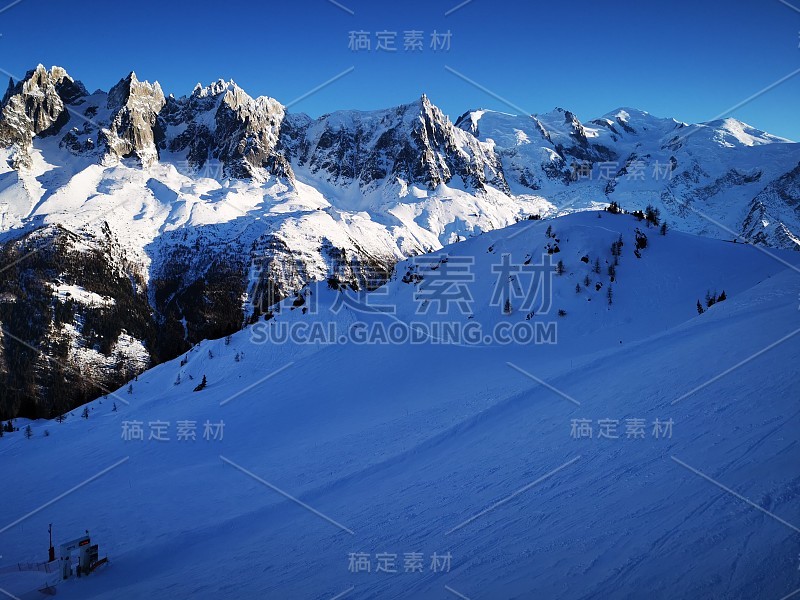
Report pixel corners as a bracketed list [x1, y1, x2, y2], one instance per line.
[0, 63, 798, 419]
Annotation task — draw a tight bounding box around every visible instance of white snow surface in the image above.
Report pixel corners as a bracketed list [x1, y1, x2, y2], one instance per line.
[1, 212, 799, 599]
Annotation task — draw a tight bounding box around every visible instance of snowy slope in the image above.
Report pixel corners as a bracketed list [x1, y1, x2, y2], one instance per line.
[1, 212, 799, 599]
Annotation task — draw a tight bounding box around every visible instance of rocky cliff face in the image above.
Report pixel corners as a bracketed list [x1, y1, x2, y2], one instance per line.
[100, 72, 166, 167]
[0, 65, 87, 168]
[164, 80, 292, 179]
[742, 162, 800, 249]
[292, 95, 507, 192]
[0, 225, 154, 419]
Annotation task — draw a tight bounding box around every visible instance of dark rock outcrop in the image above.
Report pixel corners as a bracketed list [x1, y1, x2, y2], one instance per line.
[0, 65, 87, 168]
[101, 72, 166, 166]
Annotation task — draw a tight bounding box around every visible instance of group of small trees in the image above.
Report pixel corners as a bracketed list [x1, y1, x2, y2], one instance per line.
[23, 425, 49, 439]
[705, 290, 727, 306]
[631, 205, 659, 223]
[696, 290, 727, 314]
[610, 235, 624, 265]
[644, 204, 661, 226]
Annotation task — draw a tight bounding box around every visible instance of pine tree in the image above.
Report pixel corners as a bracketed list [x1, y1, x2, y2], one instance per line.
[556, 260, 565, 275]
[112, 402, 118, 412]
[697, 300, 705, 314]
[127, 384, 133, 395]
[56, 414, 65, 423]
[81, 407, 90, 419]
[717, 290, 727, 302]
[607, 285, 613, 305]
[575, 283, 581, 293]
[608, 264, 616, 280]
[193, 375, 208, 392]
[645, 204, 661, 226]
[208, 350, 213, 359]
[174, 374, 181, 386]
[660, 221, 668, 236]
[503, 298, 512, 314]
[583, 274, 591, 287]
[706, 290, 716, 308]
[24, 425, 33, 439]
[545, 225, 553, 238]
[593, 258, 601, 274]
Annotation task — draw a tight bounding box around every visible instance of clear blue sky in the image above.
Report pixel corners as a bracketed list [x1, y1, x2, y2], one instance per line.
[2, 0, 799, 139]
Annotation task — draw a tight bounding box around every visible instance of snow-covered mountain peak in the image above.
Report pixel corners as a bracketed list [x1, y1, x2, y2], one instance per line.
[106, 71, 165, 111]
[0, 63, 87, 167]
[699, 117, 793, 147]
[100, 71, 166, 167]
[191, 78, 237, 99]
[293, 94, 508, 192]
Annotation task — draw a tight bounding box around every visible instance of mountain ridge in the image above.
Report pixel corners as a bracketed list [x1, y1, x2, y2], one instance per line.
[0, 63, 799, 420]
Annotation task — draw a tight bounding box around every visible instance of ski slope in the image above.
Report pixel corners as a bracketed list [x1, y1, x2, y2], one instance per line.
[1, 212, 799, 599]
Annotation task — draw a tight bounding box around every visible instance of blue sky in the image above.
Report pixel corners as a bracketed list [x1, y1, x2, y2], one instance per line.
[2, 0, 799, 139]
